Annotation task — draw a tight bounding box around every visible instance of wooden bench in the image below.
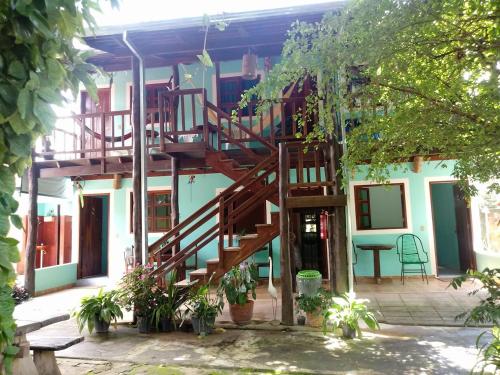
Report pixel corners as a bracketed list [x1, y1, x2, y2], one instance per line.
[30, 336, 84, 375]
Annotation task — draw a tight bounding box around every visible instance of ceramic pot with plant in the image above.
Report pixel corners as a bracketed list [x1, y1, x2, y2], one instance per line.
[117, 265, 158, 333]
[323, 293, 380, 339]
[74, 289, 123, 334]
[151, 270, 190, 332]
[186, 275, 223, 336]
[295, 288, 331, 328]
[218, 262, 258, 325]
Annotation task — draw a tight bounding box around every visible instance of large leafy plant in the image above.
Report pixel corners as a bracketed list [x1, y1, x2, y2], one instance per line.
[323, 293, 379, 338]
[450, 268, 500, 373]
[449, 268, 500, 326]
[218, 262, 258, 305]
[0, 0, 117, 369]
[295, 288, 332, 315]
[74, 289, 123, 334]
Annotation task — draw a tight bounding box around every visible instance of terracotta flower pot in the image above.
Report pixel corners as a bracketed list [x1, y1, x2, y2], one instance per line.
[229, 300, 254, 325]
[306, 310, 323, 328]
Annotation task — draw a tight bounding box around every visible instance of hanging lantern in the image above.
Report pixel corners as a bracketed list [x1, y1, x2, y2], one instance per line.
[242, 51, 258, 80]
[412, 155, 423, 173]
[320, 211, 328, 240]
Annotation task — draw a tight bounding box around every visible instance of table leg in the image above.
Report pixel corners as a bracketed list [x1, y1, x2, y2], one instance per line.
[373, 250, 381, 284]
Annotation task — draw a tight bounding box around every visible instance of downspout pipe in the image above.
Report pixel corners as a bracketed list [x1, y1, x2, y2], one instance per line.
[123, 31, 148, 264]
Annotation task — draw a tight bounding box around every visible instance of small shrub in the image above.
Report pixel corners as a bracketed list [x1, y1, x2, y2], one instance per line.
[11, 285, 29, 305]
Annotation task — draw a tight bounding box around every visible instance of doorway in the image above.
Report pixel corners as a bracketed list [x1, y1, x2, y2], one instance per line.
[79, 195, 109, 278]
[295, 210, 328, 278]
[430, 182, 475, 276]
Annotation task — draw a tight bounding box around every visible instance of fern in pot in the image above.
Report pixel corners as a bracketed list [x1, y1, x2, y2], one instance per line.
[74, 289, 123, 334]
[323, 293, 379, 339]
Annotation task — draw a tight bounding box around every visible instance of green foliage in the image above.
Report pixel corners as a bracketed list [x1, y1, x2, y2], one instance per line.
[473, 327, 500, 374]
[186, 274, 224, 325]
[151, 270, 190, 330]
[242, 0, 499, 196]
[117, 265, 158, 317]
[218, 262, 258, 305]
[0, 0, 117, 368]
[74, 289, 123, 334]
[295, 288, 332, 314]
[450, 268, 500, 373]
[449, 268, 500, 326]
[323, 293, 380, 338]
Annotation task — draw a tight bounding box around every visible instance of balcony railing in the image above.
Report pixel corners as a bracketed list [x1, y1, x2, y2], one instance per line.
[35, 88, 310, 161]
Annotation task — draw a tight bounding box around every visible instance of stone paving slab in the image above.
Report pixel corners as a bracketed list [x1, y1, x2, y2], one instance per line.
[28, 319, 487, 375]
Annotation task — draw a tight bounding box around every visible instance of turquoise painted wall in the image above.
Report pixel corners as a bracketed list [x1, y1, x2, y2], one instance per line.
[352, 160, 456, 277]
[79, 172, 281, 281]
[431, 183, 460, 271]
[35, 263, 77, 293]
[476, 251, 500, 270]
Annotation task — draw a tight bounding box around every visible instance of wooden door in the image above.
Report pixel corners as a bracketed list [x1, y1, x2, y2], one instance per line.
[79, 196, 104, 278]
[453, 185, 476, 271]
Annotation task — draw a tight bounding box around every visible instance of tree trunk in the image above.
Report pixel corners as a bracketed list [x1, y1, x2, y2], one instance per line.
[24, 163, 38, 295]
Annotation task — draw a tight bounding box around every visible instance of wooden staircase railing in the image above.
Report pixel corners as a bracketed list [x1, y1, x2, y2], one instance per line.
[149, 153, 278, 280]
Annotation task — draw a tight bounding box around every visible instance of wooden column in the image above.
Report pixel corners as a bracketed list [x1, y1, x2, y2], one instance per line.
[328, 136, 348, 294]
[132, 56, 142, 264]
[172, 64, 180, 142]
[279, 143, 294, 325]
[171, 157, 180, 254]
[24, 162, 38, 295]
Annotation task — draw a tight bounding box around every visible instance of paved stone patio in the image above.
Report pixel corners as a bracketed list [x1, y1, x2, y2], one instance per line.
[30, 320, 486, 374]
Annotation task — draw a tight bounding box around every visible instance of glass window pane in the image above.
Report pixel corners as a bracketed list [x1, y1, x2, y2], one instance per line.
[356, 184, 405, 230]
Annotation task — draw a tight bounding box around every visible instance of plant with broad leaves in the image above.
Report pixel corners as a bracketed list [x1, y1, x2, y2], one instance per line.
[472, 326, 500, 375]
[218, 262, 258, 305]
[323, 293, 379, 338]
[73, 288, 123, 334]
[0, 0, 117, 370]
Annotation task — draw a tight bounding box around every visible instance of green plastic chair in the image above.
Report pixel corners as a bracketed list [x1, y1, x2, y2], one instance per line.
[396, 234, 429, 284]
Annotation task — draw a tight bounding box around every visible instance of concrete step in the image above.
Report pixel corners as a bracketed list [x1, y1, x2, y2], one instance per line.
[175, 279, 198, 287]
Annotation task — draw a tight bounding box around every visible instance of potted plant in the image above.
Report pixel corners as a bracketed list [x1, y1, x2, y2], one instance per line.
[323, 293, 380, 339]
[218, 262, 258, 325]
[74, 289, 123, 334]
[151, 271, 190, 332]
[186, 275, 223, 336]
[118, 265, 158, 333]
[295, 288, 331, 327]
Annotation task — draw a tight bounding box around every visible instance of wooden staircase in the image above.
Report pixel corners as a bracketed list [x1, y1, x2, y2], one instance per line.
[189, 212, 279, 284]
[148, 101, 280, 286]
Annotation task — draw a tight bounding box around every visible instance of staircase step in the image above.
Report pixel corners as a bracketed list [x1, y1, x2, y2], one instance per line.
[206, 258, 220, 264]
[225, 246, 241, 252]
[175, 279, 198, 287]
[190, 268, 208, 276]
[255, 223, 273, 228]
[240, 234, 259, 240]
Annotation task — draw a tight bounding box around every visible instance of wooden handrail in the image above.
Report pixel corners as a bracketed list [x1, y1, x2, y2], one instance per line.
[206, 101, 278, 152]
[148, 152, 277, 254]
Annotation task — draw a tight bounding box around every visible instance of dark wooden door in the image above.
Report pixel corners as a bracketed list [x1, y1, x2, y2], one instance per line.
[453, 185, 476, 271]
[299, 211, 327, 277]
[79, 196, 104, 278]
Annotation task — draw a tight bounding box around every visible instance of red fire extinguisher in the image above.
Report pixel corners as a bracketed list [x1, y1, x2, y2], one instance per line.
[320, 211, 328, 240]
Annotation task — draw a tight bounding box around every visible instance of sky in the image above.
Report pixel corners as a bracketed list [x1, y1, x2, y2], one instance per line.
[94, 0, 339, 26]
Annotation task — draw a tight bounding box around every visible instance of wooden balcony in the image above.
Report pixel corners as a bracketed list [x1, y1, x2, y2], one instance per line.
[35, 88, 310, 178]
